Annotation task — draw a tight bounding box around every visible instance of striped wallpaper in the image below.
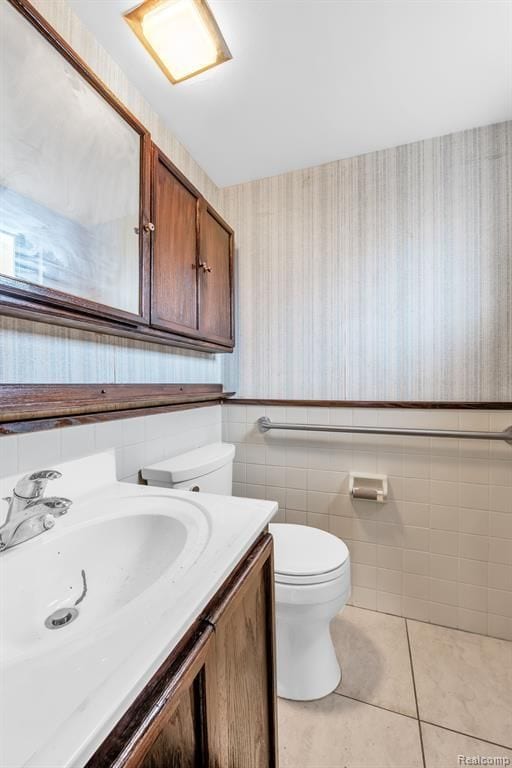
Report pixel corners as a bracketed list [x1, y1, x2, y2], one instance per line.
[220, 122, 512, 401]
[0, 0, 222, 386]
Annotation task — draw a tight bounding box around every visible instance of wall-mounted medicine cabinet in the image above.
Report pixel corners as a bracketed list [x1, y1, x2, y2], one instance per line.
[0, 0, 234, 353]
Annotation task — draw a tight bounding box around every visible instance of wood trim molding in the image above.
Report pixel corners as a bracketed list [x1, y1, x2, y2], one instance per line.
[0, 384, 233, 434]
[224, 398, 512, 410]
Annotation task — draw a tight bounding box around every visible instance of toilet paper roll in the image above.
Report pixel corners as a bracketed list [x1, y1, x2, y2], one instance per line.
[352, 486, 379, 501]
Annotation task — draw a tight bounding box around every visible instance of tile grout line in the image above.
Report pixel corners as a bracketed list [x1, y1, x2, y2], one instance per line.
[419, 720, 512, 753]
[347, 604, 502, 643]
[333, 690, 418, 722]
[405, 618, 427, 768]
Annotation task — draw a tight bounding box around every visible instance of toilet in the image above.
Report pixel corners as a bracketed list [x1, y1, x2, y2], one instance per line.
[142, 442, 351, 702]
[141, 442, 236, 493]
[270, 523, 350, 700]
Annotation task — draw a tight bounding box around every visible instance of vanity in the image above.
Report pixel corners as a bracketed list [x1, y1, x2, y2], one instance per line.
[0, 453, 278, 767]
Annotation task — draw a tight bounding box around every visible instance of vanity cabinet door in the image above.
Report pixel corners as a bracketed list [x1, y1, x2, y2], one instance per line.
[137, 687, 199, 768]
[150, 150, 201, 337]
[197, 203, 234, 347]
[204, 533, 278, 768]
[85, 624, 214, 768]
[86, 535, 277, 768]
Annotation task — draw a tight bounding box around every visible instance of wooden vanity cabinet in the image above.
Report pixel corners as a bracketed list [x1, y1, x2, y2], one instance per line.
[150, 147, 234, 349]
[86, 533, 278, 768]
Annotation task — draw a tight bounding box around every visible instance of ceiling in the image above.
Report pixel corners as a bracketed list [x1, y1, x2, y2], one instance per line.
[70, 0, 512, 188]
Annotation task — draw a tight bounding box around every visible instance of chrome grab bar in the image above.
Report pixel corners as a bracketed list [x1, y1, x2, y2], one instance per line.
[257, 417, 512, 445]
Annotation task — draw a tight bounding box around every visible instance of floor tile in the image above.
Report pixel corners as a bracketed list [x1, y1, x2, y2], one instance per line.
[408, 620, 512, 748]
[278, 695, 423, 768]
[331, 605, 417, 716]
[421, 722, 512, 768]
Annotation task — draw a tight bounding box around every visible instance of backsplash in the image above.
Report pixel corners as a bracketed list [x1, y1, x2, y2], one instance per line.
[221, 121, 512, 401]
[0, 405, 221, 506]
[223, 403, 512, 640]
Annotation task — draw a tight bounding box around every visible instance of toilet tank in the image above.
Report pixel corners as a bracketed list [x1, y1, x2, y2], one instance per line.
[141, 443, 235, 495]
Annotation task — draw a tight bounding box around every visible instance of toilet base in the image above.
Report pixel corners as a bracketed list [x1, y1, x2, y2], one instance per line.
[275, 599, 345, 701]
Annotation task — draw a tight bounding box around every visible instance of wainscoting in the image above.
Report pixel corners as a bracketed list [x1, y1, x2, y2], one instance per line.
[0, 404, 221, 501]
[223, 402, 512, 640]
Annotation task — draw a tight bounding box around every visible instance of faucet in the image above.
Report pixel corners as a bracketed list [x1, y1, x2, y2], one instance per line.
[0, 470, 72, 551]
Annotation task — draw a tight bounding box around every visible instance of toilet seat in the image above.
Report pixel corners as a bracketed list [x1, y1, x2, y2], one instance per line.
[270, 523, 350, 585]
[275, 561, 349, 585]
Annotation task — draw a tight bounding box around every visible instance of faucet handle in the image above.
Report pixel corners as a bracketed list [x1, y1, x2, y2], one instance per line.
[14, 469, 62, 499]
[29, 470, 62, 482]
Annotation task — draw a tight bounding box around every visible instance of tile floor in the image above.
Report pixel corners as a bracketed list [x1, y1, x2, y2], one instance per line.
[278, 606, 512, 768]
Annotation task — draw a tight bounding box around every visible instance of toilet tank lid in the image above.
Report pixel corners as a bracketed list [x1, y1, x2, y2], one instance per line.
[269, 523, 349, 577]
[142, 442, 235, 484]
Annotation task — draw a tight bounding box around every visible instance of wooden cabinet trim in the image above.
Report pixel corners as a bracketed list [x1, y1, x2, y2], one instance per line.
[0, 298, 235, 352]
[203, 533, 273, 627]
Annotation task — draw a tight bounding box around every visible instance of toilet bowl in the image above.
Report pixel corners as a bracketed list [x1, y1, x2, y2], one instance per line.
[270, 523, 351, 701]
[142, 444, 351, 702]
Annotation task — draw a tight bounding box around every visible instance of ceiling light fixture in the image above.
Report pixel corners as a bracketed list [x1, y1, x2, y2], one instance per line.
[124, 0, 232, 84]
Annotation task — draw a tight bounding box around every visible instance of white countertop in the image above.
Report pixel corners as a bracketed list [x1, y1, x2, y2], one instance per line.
[0, 452, 277, 768]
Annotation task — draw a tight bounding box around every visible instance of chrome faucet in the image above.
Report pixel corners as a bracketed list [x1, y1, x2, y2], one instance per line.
[0, 470, 72, 551]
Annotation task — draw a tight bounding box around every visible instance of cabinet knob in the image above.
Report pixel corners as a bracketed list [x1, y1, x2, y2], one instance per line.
[199, 262, 212, 273]
[143, 222, 155, 233]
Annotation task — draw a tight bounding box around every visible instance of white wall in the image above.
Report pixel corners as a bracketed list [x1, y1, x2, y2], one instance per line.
[224, 403, 512, 641]
[221, 122, 512, 401]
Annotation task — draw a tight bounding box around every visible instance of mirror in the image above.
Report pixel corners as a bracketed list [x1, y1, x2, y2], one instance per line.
[0, 1, 142, 316]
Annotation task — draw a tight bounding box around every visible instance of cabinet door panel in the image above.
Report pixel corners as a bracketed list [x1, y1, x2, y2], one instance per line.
[85, 625, 213, 768]
[151, 154, 199, 335]
[139, 687, 197, 768]
[198, 206, 233, 346]
[205, 535, 278, 768]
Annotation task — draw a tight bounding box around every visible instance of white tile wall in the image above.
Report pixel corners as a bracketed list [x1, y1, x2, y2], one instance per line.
[223, 404, 512, 641]
[0, 405, 222, 509]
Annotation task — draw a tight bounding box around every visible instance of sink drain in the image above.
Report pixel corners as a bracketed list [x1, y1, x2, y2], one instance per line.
[44, 607, 79, 630]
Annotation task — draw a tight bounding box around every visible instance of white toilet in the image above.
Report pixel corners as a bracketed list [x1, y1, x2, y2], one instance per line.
[270, 522, 350, 700]
[142, 442, 351, 702]
[141, 442, 236, 492]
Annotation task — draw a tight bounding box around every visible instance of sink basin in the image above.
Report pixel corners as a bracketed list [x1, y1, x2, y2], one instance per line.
[0, 495, 210, 665]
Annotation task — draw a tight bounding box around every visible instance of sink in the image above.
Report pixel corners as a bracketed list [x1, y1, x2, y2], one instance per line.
[0, 495, 210, 665]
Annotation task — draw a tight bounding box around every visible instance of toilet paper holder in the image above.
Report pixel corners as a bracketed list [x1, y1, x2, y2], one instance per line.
[349, 472, 388, 503]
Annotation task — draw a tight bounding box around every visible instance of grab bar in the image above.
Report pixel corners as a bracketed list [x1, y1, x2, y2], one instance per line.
[257, 417, 512, 445]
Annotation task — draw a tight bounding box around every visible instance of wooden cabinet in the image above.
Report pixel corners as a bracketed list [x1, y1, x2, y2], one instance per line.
[151, 147, 234, 349]
[1, 0, 235, 354]
[198, 203, 234, 346]
[151, 153, 201, 337]
[87, 534, 278, 768]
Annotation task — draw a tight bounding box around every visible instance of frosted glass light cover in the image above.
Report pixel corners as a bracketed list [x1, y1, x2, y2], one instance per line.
[124, 0, 232, 84]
